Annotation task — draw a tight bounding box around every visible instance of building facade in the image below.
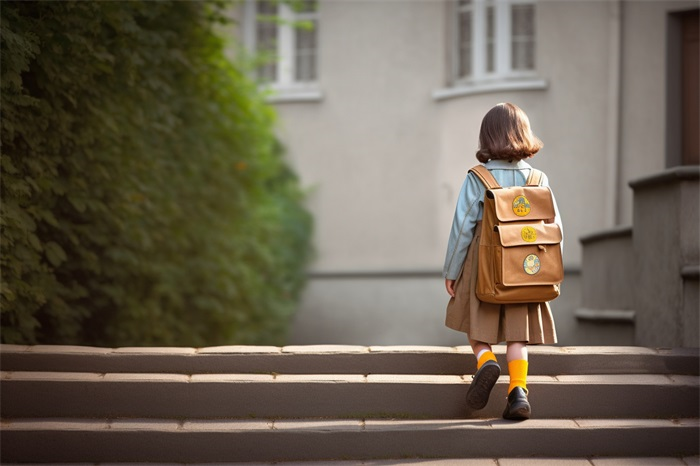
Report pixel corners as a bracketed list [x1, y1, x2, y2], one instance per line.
[235, 0, 699, 346]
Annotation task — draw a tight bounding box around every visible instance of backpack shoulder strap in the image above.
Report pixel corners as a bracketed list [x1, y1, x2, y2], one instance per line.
[469, 165, 501, 189]
[526, 168, 544, 186]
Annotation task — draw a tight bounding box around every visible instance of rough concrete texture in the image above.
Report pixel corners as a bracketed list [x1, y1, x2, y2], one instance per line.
[2, 344, 698, 376]
[2, 372, 697, 419]
[631, 168, 699, 347]
[2, 418, 698, 462]
[2, 345, 698, 462]
[580, 227, 635, 312]
[591, 459, 692, 465]
[682, 274, 700, 347]
[499, 460, 595, 466]
[1, 460, 697, 466]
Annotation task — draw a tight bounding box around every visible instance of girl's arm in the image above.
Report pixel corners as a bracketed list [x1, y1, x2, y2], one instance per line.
[443, 173, 483, 282]
[445, 279, 456, 297]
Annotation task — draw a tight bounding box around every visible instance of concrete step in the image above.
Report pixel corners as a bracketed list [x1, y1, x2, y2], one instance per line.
[2, 344, 698, 376]
[2, 458, 699, 465]
[2, 417, 698, 463]
[9, 460, 698, 466]
[2, 371, 698, 420]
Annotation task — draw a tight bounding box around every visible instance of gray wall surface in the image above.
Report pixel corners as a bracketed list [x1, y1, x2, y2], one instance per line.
[289, 272, 583, 346]
[235, 0, 698, 346]
[631, 169, 699, 347]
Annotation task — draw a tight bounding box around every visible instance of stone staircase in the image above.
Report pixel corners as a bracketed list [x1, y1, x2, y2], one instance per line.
[577, 166, 699, 348]
[1, 344, 699, 463]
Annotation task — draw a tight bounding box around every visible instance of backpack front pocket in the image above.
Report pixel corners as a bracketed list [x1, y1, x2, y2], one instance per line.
[495, 222, 564, 287]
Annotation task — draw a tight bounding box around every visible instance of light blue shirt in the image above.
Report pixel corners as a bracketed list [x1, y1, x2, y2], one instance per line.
[443, 159, 564, 280]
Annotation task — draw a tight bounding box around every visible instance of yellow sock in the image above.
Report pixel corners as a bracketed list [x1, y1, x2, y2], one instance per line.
[508, 359, 528, 394]
[477, 351, 497, 370]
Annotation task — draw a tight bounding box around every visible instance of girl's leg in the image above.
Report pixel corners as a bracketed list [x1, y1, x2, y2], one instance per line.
[470, 338, 497, 369]
[503, 340, 531, 420]
[465, 338, 501, 411]
[506, 341, 527, 361]
[506, 341, 528, 394]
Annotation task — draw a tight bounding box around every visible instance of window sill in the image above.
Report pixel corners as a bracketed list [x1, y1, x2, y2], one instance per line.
[264, 86, 324, 104]
[432, 78, 548, 102]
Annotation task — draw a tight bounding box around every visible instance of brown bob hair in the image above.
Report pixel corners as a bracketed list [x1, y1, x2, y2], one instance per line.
[476, 103, 543, 163]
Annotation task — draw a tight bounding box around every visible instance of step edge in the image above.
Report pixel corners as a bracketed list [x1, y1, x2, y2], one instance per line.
[3, 344, 698, 357]
[2, 372, 697, 386]
[2, 417, 698, 432]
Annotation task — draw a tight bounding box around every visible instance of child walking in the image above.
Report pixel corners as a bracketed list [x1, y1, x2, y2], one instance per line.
[443, 102, 562, 420]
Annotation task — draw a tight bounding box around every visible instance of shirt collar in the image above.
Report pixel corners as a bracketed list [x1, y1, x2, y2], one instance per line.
[483, 159, 533, 170]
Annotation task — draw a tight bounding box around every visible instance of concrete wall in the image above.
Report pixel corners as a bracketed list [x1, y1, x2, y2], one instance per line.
[617, 0, 699, 225]
[275, 1, 444, 273]
[288, 271, 583, 346]
[233, 0, 698, 346]
[275, 0, 627, 274]
[574, 228, 635, 346]
[289, 273, 460, 345]
[580, 227, 635, 313]
[631, 168, 699, 347]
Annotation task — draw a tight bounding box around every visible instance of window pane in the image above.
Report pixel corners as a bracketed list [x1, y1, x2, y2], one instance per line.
[511, 4, 535, 70]
[295, 20, 317, 82]
[458, 10, 472, 78]
[256, 1, 278, 81]
[257, 0, 276, 16]
[486, 5, 495, 73]
[512, 4, 534, 36]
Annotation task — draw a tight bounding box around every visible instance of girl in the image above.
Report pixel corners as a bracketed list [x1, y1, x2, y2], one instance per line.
[443, 102, 562, 420]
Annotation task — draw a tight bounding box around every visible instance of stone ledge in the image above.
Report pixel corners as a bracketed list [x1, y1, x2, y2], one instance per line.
[4, 344, 696, 356]
[198, 346, 281, 354]
[3, 372, 695, 386]
[579, 225, 633, 245]
[27, 345, 113, 354]
[629, 165, 700, 189]
[2, 417, 697, 462]
[2, 372, 697, 420]
[0, 458, 695, 466]
[682, 265, 700, 279]
[3, 416, 696, 432]
[281, 345, 369, 354]
[575, 308, 636, 323]
[112, 347, 197, 355]
[1, 345, 697, 376]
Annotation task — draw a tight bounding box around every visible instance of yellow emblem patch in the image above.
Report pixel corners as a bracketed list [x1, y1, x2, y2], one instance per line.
[523, 254, 541, 275]
[521, 226, 537, 242]
[512, 195, 531, 217]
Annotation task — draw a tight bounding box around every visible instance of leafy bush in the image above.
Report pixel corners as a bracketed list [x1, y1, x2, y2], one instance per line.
[1, 0, 312, 346]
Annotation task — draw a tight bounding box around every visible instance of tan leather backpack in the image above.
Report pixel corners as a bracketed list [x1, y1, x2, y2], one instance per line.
[470, 165, 564, 304]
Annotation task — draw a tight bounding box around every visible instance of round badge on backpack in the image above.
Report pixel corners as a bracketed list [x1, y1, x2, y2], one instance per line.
[513, 195, 531, 216]
[523, 254, 541, 275]
[521, 226, 537, 242]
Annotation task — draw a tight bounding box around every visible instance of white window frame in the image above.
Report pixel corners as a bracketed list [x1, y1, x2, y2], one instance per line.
[434, 0, 547, 101]
[243, 0, 322, 103]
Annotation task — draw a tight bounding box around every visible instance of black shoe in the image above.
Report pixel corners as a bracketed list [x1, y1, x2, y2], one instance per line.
[502, 386, 531, 420]
[466, 360, 501, 410]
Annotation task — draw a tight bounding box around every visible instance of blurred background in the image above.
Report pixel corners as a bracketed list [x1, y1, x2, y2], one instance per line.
[2, 0, 697, 348]
[233, 0, 699, 347]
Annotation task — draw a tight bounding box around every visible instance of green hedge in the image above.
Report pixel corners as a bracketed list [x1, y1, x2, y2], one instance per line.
[0, 1, 313, 346]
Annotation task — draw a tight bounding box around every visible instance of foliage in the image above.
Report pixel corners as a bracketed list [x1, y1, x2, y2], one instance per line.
[0, 0, 312, 346]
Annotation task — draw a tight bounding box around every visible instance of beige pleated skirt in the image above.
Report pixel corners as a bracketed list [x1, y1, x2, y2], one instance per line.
[445, 222, 558, 345]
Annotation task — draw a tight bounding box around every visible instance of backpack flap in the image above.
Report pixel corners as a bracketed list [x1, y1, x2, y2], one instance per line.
[494, 221, 562, 247]
[493, 222, 564, 287]
[488, 186, 556, 222]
